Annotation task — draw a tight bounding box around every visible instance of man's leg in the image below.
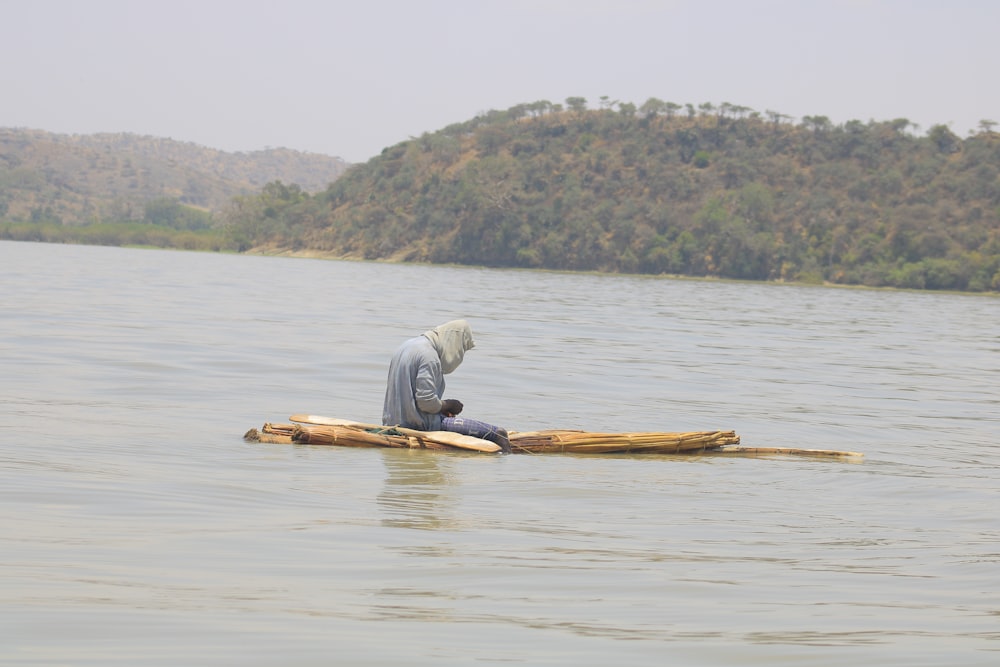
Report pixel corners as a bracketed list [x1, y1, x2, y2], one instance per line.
[441, 417, 511, 453]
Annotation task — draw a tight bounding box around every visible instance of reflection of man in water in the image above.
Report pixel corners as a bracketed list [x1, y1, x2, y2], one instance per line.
[378, 450, 452, 530]
[382, 320, 511, 453]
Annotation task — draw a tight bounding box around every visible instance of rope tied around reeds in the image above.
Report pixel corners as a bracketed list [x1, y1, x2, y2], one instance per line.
[370, 425, 405, 437]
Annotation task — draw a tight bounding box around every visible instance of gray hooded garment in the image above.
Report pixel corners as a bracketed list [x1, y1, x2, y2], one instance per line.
[382, 320, 475, 430]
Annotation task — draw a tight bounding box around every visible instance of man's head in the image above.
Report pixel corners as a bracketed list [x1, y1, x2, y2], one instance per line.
[424, 320, 475, 374]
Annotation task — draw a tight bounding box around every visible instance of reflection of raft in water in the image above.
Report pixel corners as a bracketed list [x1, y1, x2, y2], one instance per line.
[243, 415, 863, 460]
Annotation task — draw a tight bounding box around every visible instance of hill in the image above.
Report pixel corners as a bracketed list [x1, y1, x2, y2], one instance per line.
[226, 99, 1000, 292]
[0, 128, 349, 225]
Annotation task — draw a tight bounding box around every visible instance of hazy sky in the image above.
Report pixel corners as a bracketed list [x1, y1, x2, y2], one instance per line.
[3, 0, 997, 163]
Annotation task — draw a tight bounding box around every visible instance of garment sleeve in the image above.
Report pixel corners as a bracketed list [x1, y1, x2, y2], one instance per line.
[414, 359, 443, 415]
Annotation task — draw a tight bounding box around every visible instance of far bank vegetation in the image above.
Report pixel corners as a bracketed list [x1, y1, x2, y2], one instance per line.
[224, 98, 1000, 292]
[4, 101, 999, 292]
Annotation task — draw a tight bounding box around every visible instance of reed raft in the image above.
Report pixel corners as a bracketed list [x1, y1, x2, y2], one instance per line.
[242, 415, 863, 459]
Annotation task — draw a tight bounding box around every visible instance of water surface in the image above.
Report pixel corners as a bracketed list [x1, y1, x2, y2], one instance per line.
[1, 241, 998, 665]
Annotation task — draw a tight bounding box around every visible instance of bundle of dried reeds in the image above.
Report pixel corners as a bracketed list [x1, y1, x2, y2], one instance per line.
[288, 415, 502, 452]
[509, 429, 740, 454]
[292, 423, 453, 449]
[243, 423, 295, 444]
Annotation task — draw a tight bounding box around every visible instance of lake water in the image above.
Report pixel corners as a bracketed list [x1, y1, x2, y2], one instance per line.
[1, 240, 998, 666]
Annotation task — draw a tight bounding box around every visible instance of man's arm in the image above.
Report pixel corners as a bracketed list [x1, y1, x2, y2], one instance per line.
[414, 360, 444, 415]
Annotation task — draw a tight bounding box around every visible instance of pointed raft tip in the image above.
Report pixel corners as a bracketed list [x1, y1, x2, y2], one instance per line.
[714, 445, 864, 459]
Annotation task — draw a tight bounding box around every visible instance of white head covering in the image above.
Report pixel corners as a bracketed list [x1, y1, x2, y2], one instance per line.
[423, 319, 475, 374]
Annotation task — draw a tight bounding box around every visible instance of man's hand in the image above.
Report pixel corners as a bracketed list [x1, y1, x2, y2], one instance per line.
[440, 399, 464, 417]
